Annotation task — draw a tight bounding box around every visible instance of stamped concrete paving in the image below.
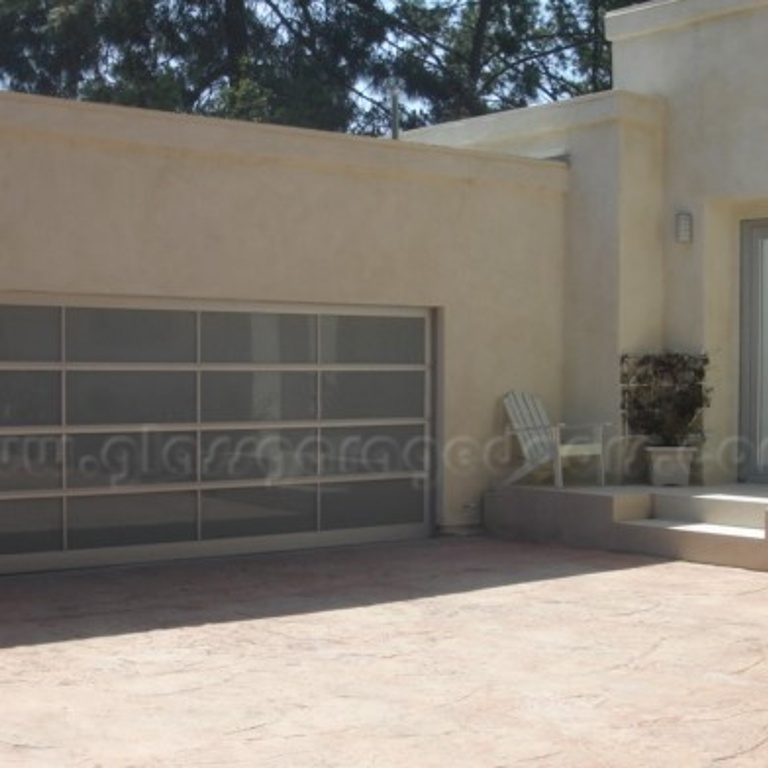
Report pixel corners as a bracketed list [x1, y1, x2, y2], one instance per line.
[2, 538, 768, 767]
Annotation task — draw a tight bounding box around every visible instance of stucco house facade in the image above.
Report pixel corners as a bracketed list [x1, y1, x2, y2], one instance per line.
[408, 0, 768, 493]
[0, 0, 765, 573]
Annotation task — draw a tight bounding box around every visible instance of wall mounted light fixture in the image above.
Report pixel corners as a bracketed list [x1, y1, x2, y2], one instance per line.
[675, 210, 694, 243]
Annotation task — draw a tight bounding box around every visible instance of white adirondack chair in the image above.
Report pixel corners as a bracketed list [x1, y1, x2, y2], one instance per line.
[501, 391, 608, 488]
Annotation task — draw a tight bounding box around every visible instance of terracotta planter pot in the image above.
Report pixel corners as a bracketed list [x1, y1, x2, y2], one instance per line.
[645, 446, 697, 487]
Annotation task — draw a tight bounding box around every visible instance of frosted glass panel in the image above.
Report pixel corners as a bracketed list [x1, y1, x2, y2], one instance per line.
[202, 486, 316, 538]
[320, 426, 425, 475]
[0, 306, 60, 362]
[321, 372, 424, 419]
[68, 493, 197, 549]
[0, 372, 61, 427]
[67, 372, 196, 425]
[321, 479, 424, 530]
[68, 432, 196, 488]
[321, 316, 425, 363]
[202, 429, 316, 481]
[0, 499, 62, 554]
[202, 312, 316, 363]
[0, 435, 63, 492]
[202, 372, 316, 422]
[67, 308, 196, 362]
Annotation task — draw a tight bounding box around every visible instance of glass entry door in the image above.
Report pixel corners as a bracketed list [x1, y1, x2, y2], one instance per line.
[740, 220, 768, 480]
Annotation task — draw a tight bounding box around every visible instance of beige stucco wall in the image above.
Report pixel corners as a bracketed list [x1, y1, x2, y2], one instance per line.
[607, 0, 768, 481]
[0, 91, 567, 528]
[406, 91, 666, 478]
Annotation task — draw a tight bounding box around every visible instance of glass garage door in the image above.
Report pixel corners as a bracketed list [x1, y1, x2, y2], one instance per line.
[0, 303, 432, 572]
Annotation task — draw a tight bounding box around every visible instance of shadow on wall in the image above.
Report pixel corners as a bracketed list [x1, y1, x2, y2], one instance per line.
[0, 538, 662, 649]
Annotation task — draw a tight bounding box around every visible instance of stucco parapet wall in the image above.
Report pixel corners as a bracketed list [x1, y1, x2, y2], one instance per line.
[0, 92, 567, 194]
[403, 91, 665, 152]
[606, 0, 768, 41]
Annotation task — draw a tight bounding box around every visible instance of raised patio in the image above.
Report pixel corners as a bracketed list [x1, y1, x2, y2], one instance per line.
[485, 484, 768, 571]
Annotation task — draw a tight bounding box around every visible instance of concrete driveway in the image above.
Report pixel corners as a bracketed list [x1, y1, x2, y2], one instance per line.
[1, 537, 768, 767]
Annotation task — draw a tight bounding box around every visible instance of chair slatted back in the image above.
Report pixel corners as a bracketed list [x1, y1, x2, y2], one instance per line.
[502, 391, 557, 462]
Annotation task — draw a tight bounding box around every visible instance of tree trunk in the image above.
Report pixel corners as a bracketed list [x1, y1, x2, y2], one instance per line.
[467, 0, 493, 114]
[224, 0, 249, 86]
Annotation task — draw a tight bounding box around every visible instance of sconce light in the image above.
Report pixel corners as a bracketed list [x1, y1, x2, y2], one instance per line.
[675, 210, 694, 244]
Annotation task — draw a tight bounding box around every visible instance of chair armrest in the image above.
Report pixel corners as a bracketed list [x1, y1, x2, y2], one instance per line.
[505, 425, 554, 434]
[505, 424, 561, 438]
[558, 422, 610, 444]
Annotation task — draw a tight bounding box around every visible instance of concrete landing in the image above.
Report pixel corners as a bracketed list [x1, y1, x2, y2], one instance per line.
[483, 484, 768, 571]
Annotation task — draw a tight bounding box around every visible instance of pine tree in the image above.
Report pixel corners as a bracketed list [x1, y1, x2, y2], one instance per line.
[0, 1, 652, 133]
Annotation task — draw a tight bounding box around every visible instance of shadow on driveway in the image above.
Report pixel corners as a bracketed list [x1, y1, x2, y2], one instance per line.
[0, 536, 661, 649]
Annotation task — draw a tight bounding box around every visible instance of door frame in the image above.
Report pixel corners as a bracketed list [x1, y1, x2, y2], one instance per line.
[739, 219, 768, 481]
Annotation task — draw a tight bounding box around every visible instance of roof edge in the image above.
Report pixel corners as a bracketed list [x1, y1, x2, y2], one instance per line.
[0, 91, 568, 193]
[606, 0, 768, 42]
[403, 91, 665, 149]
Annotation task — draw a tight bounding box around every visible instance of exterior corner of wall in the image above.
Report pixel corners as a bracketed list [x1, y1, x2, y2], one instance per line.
[616, 117, 667, 357]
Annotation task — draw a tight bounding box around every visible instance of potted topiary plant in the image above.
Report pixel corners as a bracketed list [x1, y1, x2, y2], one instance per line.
[620, 352, 711, 486]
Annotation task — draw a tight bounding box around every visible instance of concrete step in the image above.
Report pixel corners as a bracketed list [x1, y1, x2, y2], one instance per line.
[615, 516, 768, 571]
[651, 492, 768, 529]
[621, 518, 765, 540]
